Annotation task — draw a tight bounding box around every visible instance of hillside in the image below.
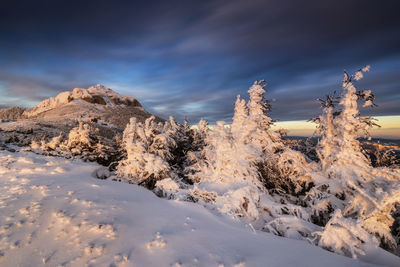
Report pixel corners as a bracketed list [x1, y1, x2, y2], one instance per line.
[2, 149, 396, 266]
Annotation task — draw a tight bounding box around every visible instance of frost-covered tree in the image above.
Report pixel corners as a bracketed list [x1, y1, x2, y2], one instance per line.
[245, 81, 280, 152]
[310, 66, 400, 255]
[187, 82, 315, 226]
[116, 116, 175, 189]
[183, 118, 209, 184]
[231, 95, 248, 140]
[164, 116, 195, 179]
[313, 67, 378, 184]
[327, 67, 373, 175]
[241, 81, 314, 196]
[188, 120, 264, 220]
[314, 92, 340, 170]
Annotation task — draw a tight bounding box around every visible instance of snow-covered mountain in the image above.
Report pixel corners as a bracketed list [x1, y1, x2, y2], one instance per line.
[22, 84, 161, 129]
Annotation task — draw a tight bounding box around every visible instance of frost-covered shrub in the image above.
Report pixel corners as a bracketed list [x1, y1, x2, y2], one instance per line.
[30, 121, 116, 165]
[187, 120, 263, 220]
[116, 114, 207, 191]
[184, 118, 208, 184]
[165, 117, 199, 183]
[154, 178, 182, 199]
[116, 116, 175, 188]
[312, 210, 379, 259]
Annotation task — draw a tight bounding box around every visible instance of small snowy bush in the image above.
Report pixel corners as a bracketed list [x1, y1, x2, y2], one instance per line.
[30, 121, 117, 165]
[116, 116, 175, 188]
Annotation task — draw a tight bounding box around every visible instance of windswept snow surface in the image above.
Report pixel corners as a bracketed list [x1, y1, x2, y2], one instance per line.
[0, 150, 396, 267]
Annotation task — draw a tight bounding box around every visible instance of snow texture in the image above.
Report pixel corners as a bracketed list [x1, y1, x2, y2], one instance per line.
[0, 150, 384, 267]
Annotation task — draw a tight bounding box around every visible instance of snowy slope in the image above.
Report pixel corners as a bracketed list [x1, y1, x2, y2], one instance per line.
[0, 150, 389, 267]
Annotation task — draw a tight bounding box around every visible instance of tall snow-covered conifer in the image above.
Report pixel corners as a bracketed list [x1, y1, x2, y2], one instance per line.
[231, 95, 248, 140]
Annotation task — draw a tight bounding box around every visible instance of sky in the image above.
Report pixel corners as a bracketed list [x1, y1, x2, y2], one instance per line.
[0, 0, 399, 135]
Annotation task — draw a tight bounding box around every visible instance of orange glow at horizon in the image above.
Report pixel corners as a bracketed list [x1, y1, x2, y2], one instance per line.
[271, 115, 400, 139]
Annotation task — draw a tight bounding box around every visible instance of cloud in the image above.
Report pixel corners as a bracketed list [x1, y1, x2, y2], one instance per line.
[0, 71, 100, 107]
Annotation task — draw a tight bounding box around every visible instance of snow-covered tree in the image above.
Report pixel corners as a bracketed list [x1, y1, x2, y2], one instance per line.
[164, 117, 193, 176]
[188, 81, 315, 225]
[116, 116, 175, 188]
[310, 66, 400, 255]
[63, 121, 98, 154]
[231, 95, 248, 140]
[245, 81, 280, 152]
[314, 92, 340, 170]
[183, 118, 209, 184]
[188, 120, 264, 220]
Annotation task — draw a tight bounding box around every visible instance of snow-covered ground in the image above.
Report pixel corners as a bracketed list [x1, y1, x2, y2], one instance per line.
[0, 150, 398, 267]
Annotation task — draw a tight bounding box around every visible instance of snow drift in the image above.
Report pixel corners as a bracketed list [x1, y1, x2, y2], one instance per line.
[1, 149, 397, 266]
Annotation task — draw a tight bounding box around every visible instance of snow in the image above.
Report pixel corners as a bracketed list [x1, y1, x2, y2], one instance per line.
[0, 149, 388, 267]
[23, 84, 140, 118]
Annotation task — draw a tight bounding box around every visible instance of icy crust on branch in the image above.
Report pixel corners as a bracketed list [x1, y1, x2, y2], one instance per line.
[24, 84, 142, 118]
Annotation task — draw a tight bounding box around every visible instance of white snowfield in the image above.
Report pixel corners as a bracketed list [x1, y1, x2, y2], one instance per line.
[0, 150, 397, 267]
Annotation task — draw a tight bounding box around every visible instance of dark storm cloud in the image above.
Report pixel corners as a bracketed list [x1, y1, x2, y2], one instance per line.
[0, 0, 399, 122]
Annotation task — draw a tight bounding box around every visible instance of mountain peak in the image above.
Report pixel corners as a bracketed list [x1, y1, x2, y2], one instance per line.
[24, 85, 142, 118]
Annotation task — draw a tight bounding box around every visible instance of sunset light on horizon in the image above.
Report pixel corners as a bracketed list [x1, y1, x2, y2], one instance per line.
[272, 115, 400, 139]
